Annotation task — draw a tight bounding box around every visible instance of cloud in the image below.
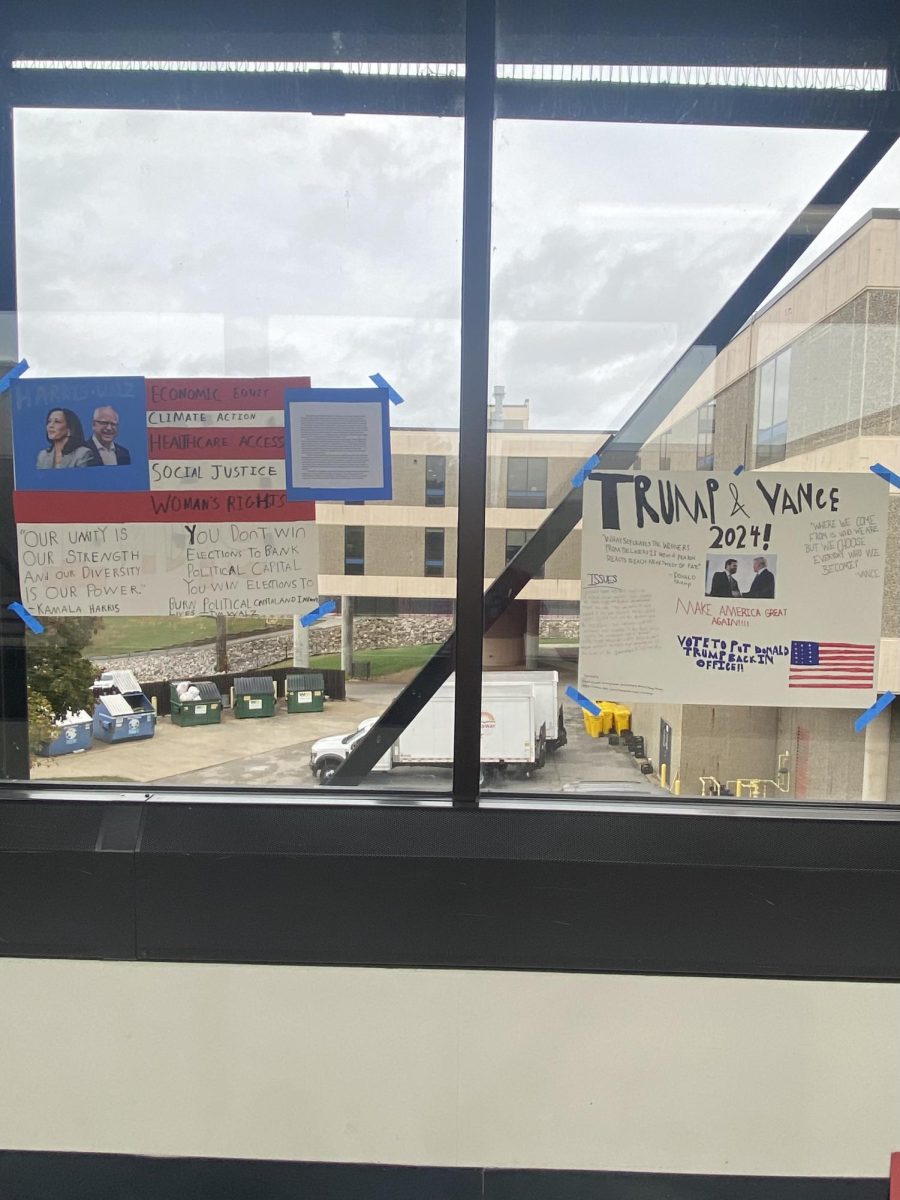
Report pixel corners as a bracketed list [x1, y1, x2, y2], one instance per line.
[14, 106, 882, 436]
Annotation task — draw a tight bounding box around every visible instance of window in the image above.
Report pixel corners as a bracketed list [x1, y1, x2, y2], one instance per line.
[425, 455, 446, 506]
[659, 431, 671, 471]
[755, 348, 791, 466]
[506, 457, 547, 508]
[424, 528, 445, 577]
[4, 0, 898, 820]
[696, 401, 716, 470]
[344, 527, 365, 576]
[506, 529, 543, 578]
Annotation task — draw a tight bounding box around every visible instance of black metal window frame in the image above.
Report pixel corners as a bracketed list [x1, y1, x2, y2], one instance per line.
[3, 1, 900, 978]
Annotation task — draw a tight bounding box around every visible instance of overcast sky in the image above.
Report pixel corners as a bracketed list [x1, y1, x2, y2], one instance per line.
[14, 106, 899, 431]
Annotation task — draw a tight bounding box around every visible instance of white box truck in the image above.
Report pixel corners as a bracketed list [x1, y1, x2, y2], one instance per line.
[310, 679, 545, 784]
[482, 670, 566, 752]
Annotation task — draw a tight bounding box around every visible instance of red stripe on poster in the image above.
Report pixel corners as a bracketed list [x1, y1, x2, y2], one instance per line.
[14, 491, 315, 523]
[147, 427, 286, 459]
[146, 376, 310, 410]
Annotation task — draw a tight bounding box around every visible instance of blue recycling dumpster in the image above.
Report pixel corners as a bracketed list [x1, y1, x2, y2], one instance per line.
[91, 669, 157, 744]
[38, 711, 93, 757]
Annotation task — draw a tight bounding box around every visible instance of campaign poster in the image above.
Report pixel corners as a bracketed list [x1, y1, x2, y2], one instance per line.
[578, 471, 888, 707]
[11, 376, 320, 618]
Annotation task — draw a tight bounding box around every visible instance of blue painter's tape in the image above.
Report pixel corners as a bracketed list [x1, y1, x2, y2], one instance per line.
[369, 372, 405, 405]
[733, 464, 745, 476]
[0, 358, 29, 394]
[565, 685, 600, 716]
[8, 601, 44, 634]
[870, 462, 900, 490]
[299, 599, 337, 628]
[571, 453, 601, 488]
[854, 691, 896, 733]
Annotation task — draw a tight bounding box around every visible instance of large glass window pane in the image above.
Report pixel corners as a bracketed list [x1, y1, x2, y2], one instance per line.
[486, 20, 898, 803]
[12, 73, 464, 792]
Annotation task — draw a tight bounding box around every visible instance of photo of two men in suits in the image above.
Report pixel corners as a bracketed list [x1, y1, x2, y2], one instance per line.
[706, 554, 776, 600]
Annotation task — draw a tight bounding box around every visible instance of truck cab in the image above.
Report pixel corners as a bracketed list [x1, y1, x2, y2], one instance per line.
[310, 717, 378, 783]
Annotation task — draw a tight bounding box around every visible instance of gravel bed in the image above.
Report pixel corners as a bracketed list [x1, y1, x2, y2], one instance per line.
[91, 631, 294, 683]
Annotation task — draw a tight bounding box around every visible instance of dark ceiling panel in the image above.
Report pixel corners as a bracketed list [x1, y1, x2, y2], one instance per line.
[497, 0, 900, 68]
[4, 1, 465, 63]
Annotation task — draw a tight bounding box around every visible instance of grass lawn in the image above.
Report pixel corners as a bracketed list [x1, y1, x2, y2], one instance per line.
[88, 616, 291, 657]
[270, 642, 444, 677]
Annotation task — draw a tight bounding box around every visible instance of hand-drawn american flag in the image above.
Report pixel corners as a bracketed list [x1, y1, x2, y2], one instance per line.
[789, 641, 876, 689]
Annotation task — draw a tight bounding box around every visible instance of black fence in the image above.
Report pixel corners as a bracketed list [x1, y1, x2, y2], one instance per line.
[141, 667, 346, 717]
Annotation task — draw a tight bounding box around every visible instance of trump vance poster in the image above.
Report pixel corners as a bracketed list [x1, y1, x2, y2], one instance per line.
[579, 470, 889, 707]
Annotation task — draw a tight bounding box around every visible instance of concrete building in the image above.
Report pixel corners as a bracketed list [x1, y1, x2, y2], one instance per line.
[316, 399, 609, 668]
[632, 209, 900, 802]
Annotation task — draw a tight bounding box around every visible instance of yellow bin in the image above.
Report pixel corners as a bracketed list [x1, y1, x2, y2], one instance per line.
[583, 701, 614, 738]
[582, 701, 631, 738]
[611, 704, 631, 735]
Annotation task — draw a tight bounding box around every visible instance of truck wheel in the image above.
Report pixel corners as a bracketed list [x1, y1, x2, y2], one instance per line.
[479, 765, 494, 787]
[536, 734, 546, 770]
[319, 759, 341, 784]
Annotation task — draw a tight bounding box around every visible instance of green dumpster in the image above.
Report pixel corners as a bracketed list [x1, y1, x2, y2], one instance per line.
[170, 680, 222, 727]
[233, 675, 276, 719]
[286, 672, 325, 714]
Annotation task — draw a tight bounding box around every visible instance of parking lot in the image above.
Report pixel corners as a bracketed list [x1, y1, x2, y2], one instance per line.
[32, 671, 664, 796]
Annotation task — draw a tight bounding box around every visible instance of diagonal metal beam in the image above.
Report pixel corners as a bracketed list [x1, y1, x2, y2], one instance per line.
[328, 126, 899, 788]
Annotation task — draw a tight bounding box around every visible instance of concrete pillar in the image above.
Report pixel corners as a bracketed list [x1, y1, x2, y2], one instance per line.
[292, 616, 309, 668]
[483, 600, 526, 668]
[861, 703, 891, 802]
[341, 597, 354, 676]
[525, 599, 540, 669]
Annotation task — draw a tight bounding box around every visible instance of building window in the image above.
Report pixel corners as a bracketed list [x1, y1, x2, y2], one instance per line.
[506, 457, 547, 508]
[425, 455, 446, 506]
[344, 527, 365, 576]
[755, 348, 791, 466]
[659, 431, 671, 471]
[697, 400, 716, 470]
[424, 528, 445, 577]
[505, 530, 543, 578]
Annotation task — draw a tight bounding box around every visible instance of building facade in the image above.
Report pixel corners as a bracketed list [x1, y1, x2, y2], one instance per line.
[632, 209, 900, 801]
[317, 406, 609, 666]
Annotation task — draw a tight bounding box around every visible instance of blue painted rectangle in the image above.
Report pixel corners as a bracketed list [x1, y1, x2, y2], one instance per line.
[870, 461, 900, 490]
[565, 686, 601, 716]
[854, 691, 896, 733]
[284, 388, 393, 502]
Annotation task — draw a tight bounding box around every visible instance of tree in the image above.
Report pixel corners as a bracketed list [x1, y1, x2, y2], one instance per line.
[26, 617, 101, 722]
[27, 685, 56, 760]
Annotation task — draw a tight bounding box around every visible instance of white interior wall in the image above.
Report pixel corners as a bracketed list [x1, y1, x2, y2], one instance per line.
[0, 959, 897, 1177]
